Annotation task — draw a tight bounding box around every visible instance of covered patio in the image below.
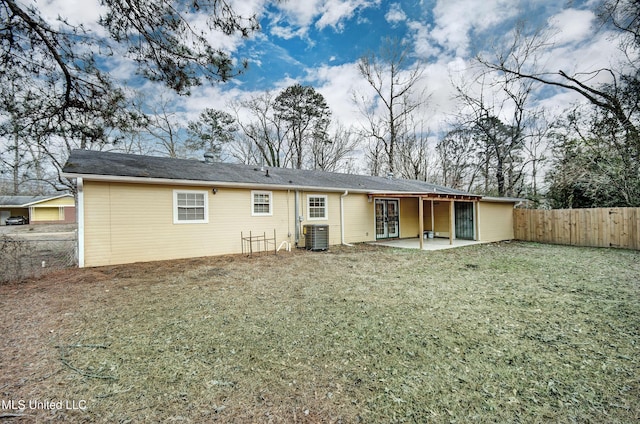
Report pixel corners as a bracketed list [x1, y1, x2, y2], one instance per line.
[372, 237, 486, 251]
[370, 191, 482, 249]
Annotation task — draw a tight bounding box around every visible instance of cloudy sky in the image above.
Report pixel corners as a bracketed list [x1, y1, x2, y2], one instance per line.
[206, 0, 612, 127]
[36, 0, 620, 137]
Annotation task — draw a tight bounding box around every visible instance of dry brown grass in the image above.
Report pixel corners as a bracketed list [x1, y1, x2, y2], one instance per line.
[0, 242, 638, 423]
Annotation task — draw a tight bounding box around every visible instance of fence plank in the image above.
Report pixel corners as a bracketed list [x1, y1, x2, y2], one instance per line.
[629, 209, 640, 250]
[513, 207, 640, 250]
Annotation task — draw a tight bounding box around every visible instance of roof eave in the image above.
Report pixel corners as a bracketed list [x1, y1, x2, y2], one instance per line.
[63, 172, 373, 194]
[0, 193, 73, 208]
[481, 196, 528, 203]
[368, 191, 482, 200]
[22, 193, 73, 206]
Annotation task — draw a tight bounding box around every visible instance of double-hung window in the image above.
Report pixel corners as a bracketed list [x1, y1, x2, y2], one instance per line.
[252, 191, 272, 216]
[173, 190, 208, 224]
[307, 195, 328, 220]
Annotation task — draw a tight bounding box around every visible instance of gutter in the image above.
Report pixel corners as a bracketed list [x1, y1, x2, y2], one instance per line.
[61, 172, 373, 195]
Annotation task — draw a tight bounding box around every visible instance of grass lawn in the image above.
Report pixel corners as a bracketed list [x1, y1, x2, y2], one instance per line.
[1, 242, 638, 423]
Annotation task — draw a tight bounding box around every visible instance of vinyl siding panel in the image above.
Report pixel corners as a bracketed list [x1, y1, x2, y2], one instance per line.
[343, 194, 375, 243]
[299, 191, 343, 246]
[31, 207, 61, 221]
[399, 197, 419, 238]
[83, 183, 303, 266]
[422, 201, 434, 231]
[432, 201, 452, 238]
[478, 201, 515, 242]
[83, 182, 112, 266]
[31, 197, 76, 223]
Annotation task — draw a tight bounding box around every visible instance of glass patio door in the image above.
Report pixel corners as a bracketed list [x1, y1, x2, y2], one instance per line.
[375, 199, 400, 239]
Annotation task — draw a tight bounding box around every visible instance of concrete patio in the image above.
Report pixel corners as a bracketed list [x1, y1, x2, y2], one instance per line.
[372, 237, 485, 251]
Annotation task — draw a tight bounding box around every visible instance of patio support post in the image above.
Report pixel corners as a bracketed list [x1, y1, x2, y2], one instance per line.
[449, 200, 454, 245]
[418, 196, 424, 250]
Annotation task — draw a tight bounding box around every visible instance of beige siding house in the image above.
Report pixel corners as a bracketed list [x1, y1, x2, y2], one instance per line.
[63, 150, 522, 267]
[0, 194, 76, 225]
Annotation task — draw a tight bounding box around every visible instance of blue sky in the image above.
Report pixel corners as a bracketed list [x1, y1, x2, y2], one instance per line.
[39, 0, 617, 133]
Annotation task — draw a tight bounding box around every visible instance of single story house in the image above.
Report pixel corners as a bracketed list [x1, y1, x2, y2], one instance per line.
[62, 150, 522, 268]
[0, 194, 76, 225]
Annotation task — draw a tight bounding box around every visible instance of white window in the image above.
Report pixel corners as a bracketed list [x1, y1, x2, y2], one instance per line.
[173, 190, 208, 224]
[307, 195, 328, 220]
[252, 190, 272, 216]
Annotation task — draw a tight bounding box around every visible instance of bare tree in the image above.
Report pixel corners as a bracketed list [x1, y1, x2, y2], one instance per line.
[232, 92, 289, 167]
[365, 137, 385, 177]
[311, 123, 360, 172]
[478, 1, 640, 205]
[137, 96, 187, 158]
[478, 10, 639, 163]
[396, 117, 436, 181]
[355, 37, 426, 175]
[436, 127, 481, 192]
[452, 67, 543, 197]
[227, 132, 262, 165]
[0, 75, 28, 194]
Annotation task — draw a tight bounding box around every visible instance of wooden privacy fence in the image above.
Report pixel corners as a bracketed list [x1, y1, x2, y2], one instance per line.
[514, 208, 640, 250]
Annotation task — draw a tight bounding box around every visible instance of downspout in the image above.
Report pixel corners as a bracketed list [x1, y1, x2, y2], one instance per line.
[340, 190, 353, 246]
[76, 177, 85, 268]
[294, 190, 300, 247]
[287, 189, 291, 241]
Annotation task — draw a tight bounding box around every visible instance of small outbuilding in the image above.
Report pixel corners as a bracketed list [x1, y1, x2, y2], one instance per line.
[62, 150, 522, 267]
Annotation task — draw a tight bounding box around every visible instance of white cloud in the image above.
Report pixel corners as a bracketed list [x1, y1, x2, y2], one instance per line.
[317, 0, 361, 30]
[269, 24, 310, 40]
[306, 62, 371, 127]
[188, 14, 247, 53]
[270, 0, 324, 28]
[37, 0, 107, 33]
[228, 0, 268, 18]
[268, 0, 380, 37]
[547, 8, 595, 45]
[408, 21, 441, 59]
[385, 3, 407, 25]
[430, 0, 519, 56]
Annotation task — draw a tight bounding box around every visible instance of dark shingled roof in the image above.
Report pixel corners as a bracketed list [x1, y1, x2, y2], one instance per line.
[62, 149, 479, 197]
[0, 195, 68, 207]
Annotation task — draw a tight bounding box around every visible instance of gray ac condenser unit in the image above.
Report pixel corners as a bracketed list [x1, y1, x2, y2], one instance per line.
[303, 224, 329, 251]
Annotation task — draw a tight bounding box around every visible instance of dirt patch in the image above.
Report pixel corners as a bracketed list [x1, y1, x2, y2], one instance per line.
[0, 223, 77, 235]
[0, 243, 638, 422]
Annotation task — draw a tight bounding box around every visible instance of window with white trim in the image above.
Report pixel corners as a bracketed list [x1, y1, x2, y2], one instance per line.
[307, 195, 328, 220]
[173, 190, 208, 224]
[252, 190, 272, 216]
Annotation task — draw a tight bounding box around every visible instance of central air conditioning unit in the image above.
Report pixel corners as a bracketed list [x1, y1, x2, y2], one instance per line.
[303, 224, 329, 251]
